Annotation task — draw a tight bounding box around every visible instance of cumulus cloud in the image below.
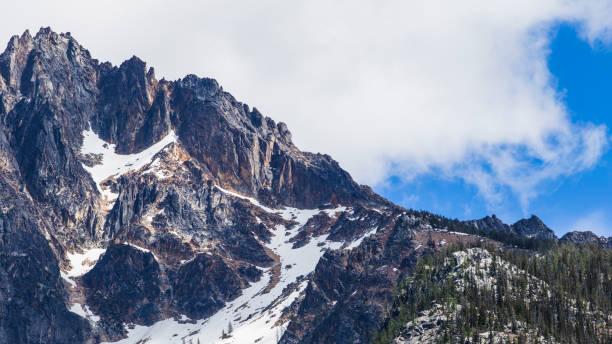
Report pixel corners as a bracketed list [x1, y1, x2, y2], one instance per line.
[1, 0, 611, 210]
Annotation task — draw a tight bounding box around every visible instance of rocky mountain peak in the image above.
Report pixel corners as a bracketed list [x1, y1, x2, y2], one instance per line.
[2, 26, 381, 211]
[0, 28, 404, 343]
[463, 213, 558, 240]
[0, 29, 33, 92]
[463, 214, 511, 234]
[511, 215, 556, 240]
[561, 230, 611, 248]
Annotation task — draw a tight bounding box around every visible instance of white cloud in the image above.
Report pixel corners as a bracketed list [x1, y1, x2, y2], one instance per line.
[1, 0, 611, 210]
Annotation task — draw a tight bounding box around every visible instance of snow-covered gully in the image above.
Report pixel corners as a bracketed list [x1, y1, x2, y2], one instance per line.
[80, 126, 177, 204]
[106, 198, 349, 344]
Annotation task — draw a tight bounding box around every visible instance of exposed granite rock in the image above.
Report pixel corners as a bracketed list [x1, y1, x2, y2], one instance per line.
[390, 248, 572, 344]
[0, 128, 91, 343]
[1, 28, 104, 249]
[171, 74, 385, 209]
[0, 26, 385, 257]
[92, 56, 171, 154]
[172, 253, 252, 319]
[393, 304, 451, 344]
[561, 231, 611, 248]
[103, 146, 276, 268]
[82, 244, 162, 326]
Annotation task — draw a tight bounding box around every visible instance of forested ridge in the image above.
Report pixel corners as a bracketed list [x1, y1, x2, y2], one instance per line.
[373, 241, 612, 343]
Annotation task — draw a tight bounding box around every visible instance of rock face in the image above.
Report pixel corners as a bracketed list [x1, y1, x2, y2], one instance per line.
[281, 213, 410, 344]
[82, 244, 163, 327]
[0, 27, 398, 344]
[392, 304, 451, 344]
[0, 170, 92, 344]
[0, 29, 103, 251]
[172, 253, 250, 319]
[561, 231, 612, 248]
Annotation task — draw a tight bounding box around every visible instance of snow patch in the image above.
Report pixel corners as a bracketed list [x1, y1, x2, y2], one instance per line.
[61, 247, 106, 289]
[214, 185, 277, 213]
[80, 126, 177, 203]
[63, 248, 106, 280]
[123, 242, 150, 253]
[214, 185, 350, 223]
[123, 242, 160, 261]
[108, 206, 346, 344]
[69, 303, 101, 323]
[60, 271, 77, 288]
[346, 227, 378, 250]
[322, 206, 347, 217]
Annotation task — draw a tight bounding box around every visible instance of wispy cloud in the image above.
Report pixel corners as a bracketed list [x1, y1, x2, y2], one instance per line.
[449, 123, 609, 212]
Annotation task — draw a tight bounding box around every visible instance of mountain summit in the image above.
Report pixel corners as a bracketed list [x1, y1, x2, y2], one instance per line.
[463, 214, 556, 240]
[0, 27, 398, 344]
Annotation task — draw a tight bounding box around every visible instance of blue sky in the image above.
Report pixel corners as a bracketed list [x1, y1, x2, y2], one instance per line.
[376, 23, 612, 238]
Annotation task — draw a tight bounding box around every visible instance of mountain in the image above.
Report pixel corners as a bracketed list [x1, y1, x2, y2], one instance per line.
[0, 27, 403, 344]
[382, 244, 611, 344]
[511, 215, 556, 240]
[561, 231, 612, 248]
[463, 215, 512, 234]
[0, 28, 609, 344]
[463, 214, 557, 240]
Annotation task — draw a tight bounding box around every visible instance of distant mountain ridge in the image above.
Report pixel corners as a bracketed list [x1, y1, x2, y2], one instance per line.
[463, 214, 612, 246]
[560, 230, 612, 248]
[463, 214, 556, 240]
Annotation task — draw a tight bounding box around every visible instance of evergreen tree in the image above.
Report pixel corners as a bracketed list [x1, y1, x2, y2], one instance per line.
[372, 242, 612, 343]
